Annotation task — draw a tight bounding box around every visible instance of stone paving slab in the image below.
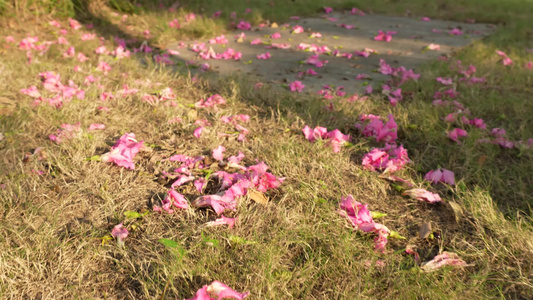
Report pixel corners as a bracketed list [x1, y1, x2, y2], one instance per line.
[169, 12, 494, 96]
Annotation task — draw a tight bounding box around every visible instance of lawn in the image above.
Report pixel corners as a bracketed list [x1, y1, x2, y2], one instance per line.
[0, 0, 532, 299]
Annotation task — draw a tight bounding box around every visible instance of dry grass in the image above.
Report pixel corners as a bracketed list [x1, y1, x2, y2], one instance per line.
[1, 1, 533, 299]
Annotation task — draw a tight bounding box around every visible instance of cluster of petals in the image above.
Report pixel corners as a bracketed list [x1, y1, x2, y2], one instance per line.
[298, 44, 331, 54]
[302, 125, 351, 153]
[424, 168, 455, 185]
[256, 52, 271, 60]
[49, 122, 82, 144]
[186, 280, 249, 300]
[100, 133, 144, 170]
[21, 72, 85, 108]
[236, 21, 251, 30]
[192, 162, 284, 214]
[495, 50, 513, 66]
[289, 80, 305, 92]
[448, 128, 468, 143]
[355, 114, 398, 143]
[209, 34, 228, 44]
[374, 30, 396, 42]
[338, 195, 390, 252]
[382, 85, 403, 106]
[362, 144, 410, 173]
[305, 54, 328, 67]
[153, 189, 189, 214]
[195, 94, 226, 108]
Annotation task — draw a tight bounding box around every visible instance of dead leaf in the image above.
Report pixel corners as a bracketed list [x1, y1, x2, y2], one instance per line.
[448, 201, 463, 223]
[419, 222, 432, 239]
[187, 109, 198, 120]
[271, 22, 278, 28]
[478, 155, 487, 166]
[247, 189, 268, 206]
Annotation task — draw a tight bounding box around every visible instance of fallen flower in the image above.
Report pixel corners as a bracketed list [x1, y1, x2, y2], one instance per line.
[205, 215, 236, 229]
[339, 195, 391, 252]
[88, 123, 105, 131]
[374, 30, 396, 42]
[186, 281, 249, 300]
[256, 52, 271, 59]
[100, 133, 143, 170]
[424, 168, 455, 185]
[402, 189, 442, 203]
[49, 123, 82, 144]
[213, 145, 226, 161]
[495, 50, 513, 66]
[421, 251, 470, 272]
[289, 80, 305, 92]
[448, 128, 468, 144]
[111, 223, 128, 245]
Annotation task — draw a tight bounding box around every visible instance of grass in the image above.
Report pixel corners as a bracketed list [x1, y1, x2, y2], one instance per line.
[1, 0, 533, 298]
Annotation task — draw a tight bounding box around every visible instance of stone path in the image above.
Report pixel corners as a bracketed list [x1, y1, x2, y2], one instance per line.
[169, 11, 494, 95]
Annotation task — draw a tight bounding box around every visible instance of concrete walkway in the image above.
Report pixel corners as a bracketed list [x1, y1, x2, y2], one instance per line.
[169, 12, 494, 95]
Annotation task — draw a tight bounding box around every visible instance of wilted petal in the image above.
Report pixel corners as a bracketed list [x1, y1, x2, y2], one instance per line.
[402, 189, 442, 203]
[207, 281, 249, 300]
[421, 251, 469, 272]
[213, 145, 226, 161]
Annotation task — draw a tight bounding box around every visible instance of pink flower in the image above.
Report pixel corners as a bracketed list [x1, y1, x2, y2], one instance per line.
[94, 46, 107, 54]
[362, 144, 409, 173]
[88, 123, 105, 131]
[448, 28, 463, 35]
[111, 223, 128, 245]
[339, 195, 373, 228]
[402, 189, 442, 203]
[351, 8, 365, 16]
[427, 43, 440, 50]
[209, 34, 228, 44]
[424, 168, 455, 185]
[186, 281, 249, 300]
[195, 94, 226, 108]
[525, 61, 533, 69]
[421, 17, 431, 21]
[81, 33, 96, 41]
[305, 54, 328, 67]
[358, 114, 398, 143]
[302, 125, 327, 142]
[495, 50, 513, 66]
[97, 61, 112, 74]
[437, 77, 453, 85]
[68, 18, 82, 30]
[20, 86, 41, 98]
[205, 215, 236, 229]
[101, 133, 143, 170]
[237, 21, 251, 30]
[213, 145, 226, 161]
[374, 30, 395, 42]
[168, 19, 180, 28]
[256, 52, 271, 59]
[77, 53, 88, 62]
[448, 128, 468, 143]
[270, 32, 281, 39]
[292, 25, 304, 34]
[193, 126, 204, 138]
[49, 123, 82, 144]
[339, 195, 391, 252]
[289, 81, 305, 92]
[421, 252, 469, 272]
[324, 7, 333, 13]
